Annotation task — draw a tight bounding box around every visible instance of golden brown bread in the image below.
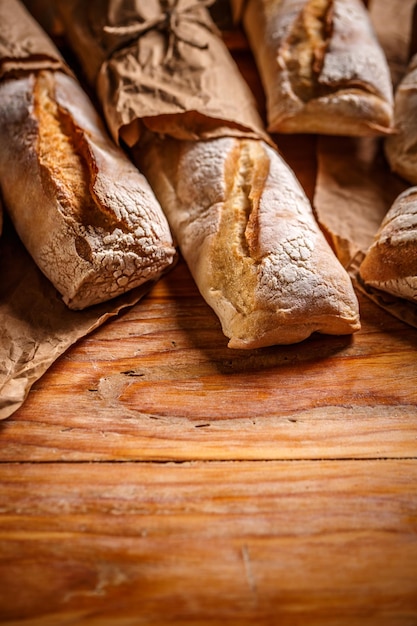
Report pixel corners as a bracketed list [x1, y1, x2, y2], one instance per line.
[385, 54, 417, 184]
[134, 134, 361, 348]
[238, 0, 393, 135]
[0, 69, 176, 309]
[365, 53, 417, 303]
[359, 187, 417, 302]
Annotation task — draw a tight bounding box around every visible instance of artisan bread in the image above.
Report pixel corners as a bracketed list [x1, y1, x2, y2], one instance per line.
[239, 0, 393, 135]
[359, 187, 417, 302]
[134, 134, 360, 348]
[385, 54, 417, 184]
[0, 69, 175, 309]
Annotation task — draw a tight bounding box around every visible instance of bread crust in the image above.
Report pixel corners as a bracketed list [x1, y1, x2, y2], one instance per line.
[0, 70, 175, 309]
[135, 135, 360, 348]
[359, 187, 417, 302]
[242, 0, 393, 136]
[385, 55, 417, 184]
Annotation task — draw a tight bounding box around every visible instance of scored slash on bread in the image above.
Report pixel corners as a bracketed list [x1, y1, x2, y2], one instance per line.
[235, 0, 394, 136]
[135, 135, 361, 348]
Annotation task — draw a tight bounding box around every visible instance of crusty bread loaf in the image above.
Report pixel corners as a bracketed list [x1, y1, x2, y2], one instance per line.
[134, 134, 360, 348]
[0, 70, 176, 309]
[359, 187, 417, 302]
[385, 55, 417, 185]
[239, 0, 393, 135]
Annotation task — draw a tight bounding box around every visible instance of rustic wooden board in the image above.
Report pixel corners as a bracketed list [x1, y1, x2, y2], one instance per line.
[1, 460, 416, 626]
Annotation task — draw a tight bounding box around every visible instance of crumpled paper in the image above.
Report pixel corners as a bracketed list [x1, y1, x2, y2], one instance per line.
[54, 0, 271, 147]
[0, 0, 69, 78]
[313, 0, 417, 327]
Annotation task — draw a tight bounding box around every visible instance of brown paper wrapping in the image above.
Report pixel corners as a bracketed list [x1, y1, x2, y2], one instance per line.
[54, 0, 271, 147]
[0, 0, 69, 78]
[0, 218, 156, 420]
[314, 136, 407, 269]
[313, 0, 417, 327]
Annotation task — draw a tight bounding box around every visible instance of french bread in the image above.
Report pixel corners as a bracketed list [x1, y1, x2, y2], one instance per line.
[135, 134, 361, 348]
[0, 0, 176, 310]
[385, 54, 417, 185]
[359, 187, 417, 303]
[237, 0, 393, 136]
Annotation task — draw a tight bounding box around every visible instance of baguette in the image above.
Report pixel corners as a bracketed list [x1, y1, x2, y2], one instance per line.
[385, 54, 417, 185]
[0, 0, 175, 310]
[359, 187, 417, 303]
[238, 0, 393, 136]
[135, 134, 361, 348]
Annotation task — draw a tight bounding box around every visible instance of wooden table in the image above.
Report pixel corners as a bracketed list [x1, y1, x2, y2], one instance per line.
[1, 249, 417, 625]
[1, 15, 417, 626]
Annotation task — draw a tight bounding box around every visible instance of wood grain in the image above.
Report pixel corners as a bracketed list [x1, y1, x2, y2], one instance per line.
[1, 258, 416, 463]
[0, 460, 416, 626]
